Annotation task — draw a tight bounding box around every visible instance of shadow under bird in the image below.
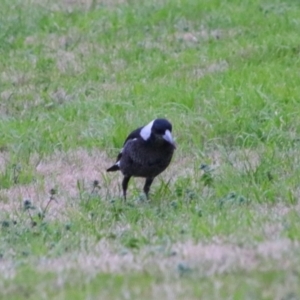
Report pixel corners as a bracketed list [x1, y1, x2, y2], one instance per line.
[107, 118, 176, 200]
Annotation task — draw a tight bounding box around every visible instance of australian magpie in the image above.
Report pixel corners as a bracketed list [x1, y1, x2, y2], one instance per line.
[107, 118, 176, 200]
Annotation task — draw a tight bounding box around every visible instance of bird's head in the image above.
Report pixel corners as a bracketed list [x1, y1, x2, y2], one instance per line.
[140, 118, 176, 148]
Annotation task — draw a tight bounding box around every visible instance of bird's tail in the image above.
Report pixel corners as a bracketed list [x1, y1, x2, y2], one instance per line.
[107, 164, 120, 172]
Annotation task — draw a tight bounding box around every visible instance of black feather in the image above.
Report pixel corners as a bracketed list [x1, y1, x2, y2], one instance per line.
[123, 127, 142, 145]
[106, 164, 120, 172]
[107, 127, 143, 171]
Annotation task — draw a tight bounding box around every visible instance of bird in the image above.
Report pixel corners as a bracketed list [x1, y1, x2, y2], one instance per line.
[107, 118, 176, 200]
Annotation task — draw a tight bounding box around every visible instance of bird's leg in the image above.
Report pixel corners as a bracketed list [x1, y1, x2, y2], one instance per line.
[122, 176, 131, 201]
[143, 177, 154, 200]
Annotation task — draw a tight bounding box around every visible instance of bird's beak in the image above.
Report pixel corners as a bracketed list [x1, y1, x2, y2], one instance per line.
[163, 130, 176, 149]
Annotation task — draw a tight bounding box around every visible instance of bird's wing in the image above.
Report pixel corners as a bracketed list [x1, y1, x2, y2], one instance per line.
[106, 127, 142, 172]
[122, 127, 143, 146]
[115, 127, 142, 160]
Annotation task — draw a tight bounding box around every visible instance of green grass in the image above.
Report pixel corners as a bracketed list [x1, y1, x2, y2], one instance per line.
[1, 0, 300, 298]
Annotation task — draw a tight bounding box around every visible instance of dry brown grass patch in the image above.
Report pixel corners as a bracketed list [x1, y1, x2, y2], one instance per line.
[0, 147, 276, 216]
[0, 148, 196, 217]
[191, 60, 228, 80]
[0, 149, 111, 217]
[36, 238, 300, 278]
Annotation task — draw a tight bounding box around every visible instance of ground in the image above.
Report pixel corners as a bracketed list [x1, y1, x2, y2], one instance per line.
[1, 0, 300, 299]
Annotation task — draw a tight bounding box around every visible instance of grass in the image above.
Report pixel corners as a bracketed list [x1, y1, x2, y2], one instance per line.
[1, 0, 300, 298]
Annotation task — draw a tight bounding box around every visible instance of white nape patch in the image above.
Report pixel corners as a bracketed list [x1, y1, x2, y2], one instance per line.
[120, 148, 124, 153]
[140, 120, 154, 141]
[116, 161, 120, 167]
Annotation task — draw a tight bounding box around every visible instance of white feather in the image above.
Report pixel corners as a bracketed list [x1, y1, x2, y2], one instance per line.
[140, 120, 154, 141]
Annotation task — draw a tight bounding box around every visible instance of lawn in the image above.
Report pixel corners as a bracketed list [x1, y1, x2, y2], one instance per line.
[1, 0, 300, 299]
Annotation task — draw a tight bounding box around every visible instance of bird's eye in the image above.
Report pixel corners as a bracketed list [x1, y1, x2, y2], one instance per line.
[156, 129, 164, 135]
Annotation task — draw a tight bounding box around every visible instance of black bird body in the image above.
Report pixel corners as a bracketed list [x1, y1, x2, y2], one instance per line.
[121, 136, 174, 177]
[107, 118, 176, 200]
